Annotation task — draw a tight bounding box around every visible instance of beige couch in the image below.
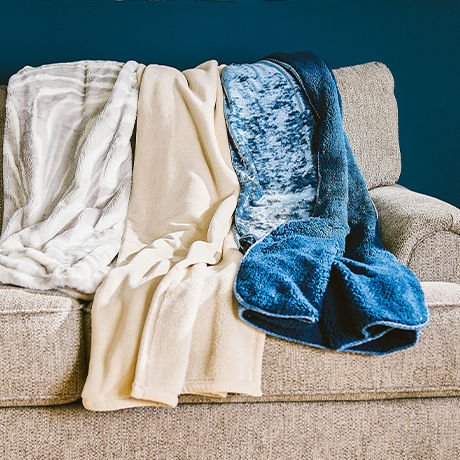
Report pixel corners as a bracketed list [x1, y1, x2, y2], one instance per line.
[0, 62, 459, 460]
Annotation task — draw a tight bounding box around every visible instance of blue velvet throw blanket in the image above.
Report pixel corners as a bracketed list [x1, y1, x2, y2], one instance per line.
[221, 52, 429, 354]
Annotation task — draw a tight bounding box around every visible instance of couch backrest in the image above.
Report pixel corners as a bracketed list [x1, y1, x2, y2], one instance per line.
[0, 61, 401, 212]
[333, 61, 401, 190]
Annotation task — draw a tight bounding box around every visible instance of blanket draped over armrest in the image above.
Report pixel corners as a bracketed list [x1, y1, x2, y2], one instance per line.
[0, 60, 139, 299]
[221, 52, 429, 354]
[82, 61, 265, 411]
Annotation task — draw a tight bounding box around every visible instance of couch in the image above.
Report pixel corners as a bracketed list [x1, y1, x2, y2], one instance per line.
[0, 61, 459, 460]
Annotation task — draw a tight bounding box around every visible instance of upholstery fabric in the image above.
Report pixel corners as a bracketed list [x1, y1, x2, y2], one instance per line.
[1, 398, 459, 460]
[410, 233, 460, 283]
[2, 277, 456, 409]
[0, 60, 458, 460]
[184, 281, 458, 403]
[0, 287, 85, 407]
[3, 276, 458, 409]
[1, 61, 459, 406]
[332, 62, 401, 190]
[84, 281, 460, 405]
[371, 184, 460, 284]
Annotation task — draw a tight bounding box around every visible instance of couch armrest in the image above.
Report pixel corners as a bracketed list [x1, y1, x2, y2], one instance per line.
[370, 184, 460, 283]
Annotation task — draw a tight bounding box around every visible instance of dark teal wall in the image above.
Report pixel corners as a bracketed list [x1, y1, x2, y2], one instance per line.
[2, 0, 459, 207]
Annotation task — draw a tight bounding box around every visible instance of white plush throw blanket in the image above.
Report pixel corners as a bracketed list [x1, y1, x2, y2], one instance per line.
[0, 60, 139, 299]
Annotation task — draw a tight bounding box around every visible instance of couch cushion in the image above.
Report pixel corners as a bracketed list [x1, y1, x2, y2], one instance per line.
[0, 287, 86, 407]
[3, 280, 459, 407]
[82, 282, 460, 405]
[333, 62, 401, 190]
[180, 281, 460, 403]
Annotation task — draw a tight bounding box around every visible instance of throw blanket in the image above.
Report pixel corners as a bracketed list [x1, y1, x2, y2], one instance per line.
[221, 52, 429, 354]
[82, 61, 265, 411]
[0, 60, 139, 299]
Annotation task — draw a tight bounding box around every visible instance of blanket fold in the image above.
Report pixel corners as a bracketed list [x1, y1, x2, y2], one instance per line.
[82, 61, 265, 411]
[0, 60, 139, 299]
[222, 52, 429, 354]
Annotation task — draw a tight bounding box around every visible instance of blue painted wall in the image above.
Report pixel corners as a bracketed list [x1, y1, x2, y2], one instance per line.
[1, 0, 459, 207]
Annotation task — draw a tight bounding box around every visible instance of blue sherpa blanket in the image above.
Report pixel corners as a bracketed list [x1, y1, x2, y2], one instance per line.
[221, 52, 429, 354]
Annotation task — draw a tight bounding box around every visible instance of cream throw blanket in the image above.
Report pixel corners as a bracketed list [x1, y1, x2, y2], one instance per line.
[82, 61, 265, 410]
[0, 60, 139, 299]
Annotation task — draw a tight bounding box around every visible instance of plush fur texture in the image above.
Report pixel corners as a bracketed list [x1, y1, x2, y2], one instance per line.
[222, 52, 429, 354]
[0, 61, 139, 299]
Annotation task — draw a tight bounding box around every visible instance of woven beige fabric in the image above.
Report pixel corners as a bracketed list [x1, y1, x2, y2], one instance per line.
[371, 184, 460, 283]
[0, 287, 85, 407]
[333, 62, 401, 190]
[410, 232, 460, 282]
[180, 281, 460, 403]
[5, 262, 458, 409]
[1, 398, 459, 460]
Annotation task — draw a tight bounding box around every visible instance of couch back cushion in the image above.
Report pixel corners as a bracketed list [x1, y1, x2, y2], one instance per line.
[333, 61, 401, 190]
[0, 60, 401, 214]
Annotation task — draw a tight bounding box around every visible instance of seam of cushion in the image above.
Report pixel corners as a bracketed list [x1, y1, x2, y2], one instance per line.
[263, 383, 460, 395]
[407, 229, 460, 269]
[2, 386, 459, 403]
[0, 393, 82, 401]
[418, 302, 460, 309]
[0, 307, 83, 315]
[368, 178, 398, 192]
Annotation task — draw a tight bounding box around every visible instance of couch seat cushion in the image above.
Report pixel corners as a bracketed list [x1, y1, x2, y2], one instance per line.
[180, 281, 460, 403]
[0, 286, 86, 407]
[3, 282, 459, 407]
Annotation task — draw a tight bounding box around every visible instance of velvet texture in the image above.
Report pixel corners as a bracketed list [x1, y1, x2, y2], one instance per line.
[222, 52, 429, 354]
